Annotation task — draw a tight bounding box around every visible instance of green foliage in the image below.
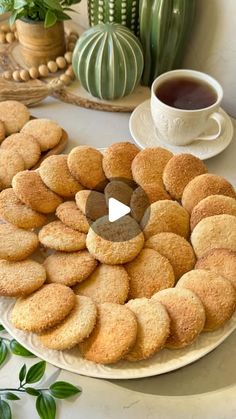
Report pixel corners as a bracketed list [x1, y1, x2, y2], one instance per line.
[0, 0, 82, 28]
[10, 340, 35, 357]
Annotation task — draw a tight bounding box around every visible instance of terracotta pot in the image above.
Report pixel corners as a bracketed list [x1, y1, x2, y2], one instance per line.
[16, 19, 66, 66]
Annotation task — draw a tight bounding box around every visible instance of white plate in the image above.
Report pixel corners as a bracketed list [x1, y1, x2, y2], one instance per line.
[129, 100, 234, 160]
[1, 296, 236, 380]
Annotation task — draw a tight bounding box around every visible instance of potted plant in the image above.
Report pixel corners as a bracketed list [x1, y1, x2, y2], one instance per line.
[0, 0, 81, 66]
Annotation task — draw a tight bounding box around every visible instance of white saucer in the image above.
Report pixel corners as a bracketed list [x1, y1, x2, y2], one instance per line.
[129, 100, 234, 160]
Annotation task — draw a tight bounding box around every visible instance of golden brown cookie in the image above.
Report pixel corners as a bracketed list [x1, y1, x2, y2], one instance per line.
[0, 223, 38, 261]
[163, 154, 208, 200]
[21, 118, 62, 151]
[195, 249, 236, 289]
[141, 200, 190, 239]
[104, 180, 133, 206]
[1, 133, 41, 169]
[39, 221, 86, 252]
[131, 147, 173, 187]
[191, 214, 236, 258]
[12, 170, 63, 214]
[44, 250, 98, 286]
[125, 248, 175, 299]
[74, 264, 129, 304]
[0, 101, 30, 135]
[0, 149, 25, 189]
[145, 232, 196, 280]
[124, 298, 170, 361]
[0, 259, 46, 297]
[11, 283, 75, 333]
[75, 190, 108, 221]
[0, 188, 47, 229]
[130, 183, 171, 222]
[56, 201, 90, 233]
[86, 215, 144, 264]
[0, 120, 6, 143]
[177, 269, 236, 331]
[190, 194, 236, 230]
[39, 295, 97, 350]
[182, 174, 236, 213]
[102, 142, 139, 183]
[152, 288, 205, 349]
[39, 155, 83, 198]
[68, 146, 107, 190]
[78, 302, 137, 364]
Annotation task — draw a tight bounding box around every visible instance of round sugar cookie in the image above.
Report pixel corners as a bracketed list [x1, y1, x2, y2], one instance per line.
[21, 118, 62, 151]
[0, 120, 6, 143]
[124, 298, 170, 361]
[1, 133, 41, 169]
[130, 183, 171, 222]
[190, 195, 236, 230]
[78, 302, 137, 364]
[102, 142, 139, 183]
[75, 190, 108, 221]
[12, 170, 63, 213]
[0, 223, 38, 261]
[68, 146, 107, 190]
[0, 149, 25, 189]
[0, 101, 30, 135]
[104, 180, 133, 206]
[86, 215, 144, 265]
[39, 296, 97, 350]
[44, 250, 98, 286]
[191, 214, 236, 258]
[141, 200, 190, 239]
[145, 232, 196, 280]
[152, 288, 205, 349]
[0, 259, 46, 297]
[125, 248, 175, 299]
[195, 249, 236, 290]
[131, 147, 173, 187]
[182, 174, 236, 213]
[74, 264, 129, 304]
[39, 155, 83, 198]
[11, 283, 75, 333]
[56, 201, 90, 233]
[39, 221, 86, 252]
[163, 154, 208, 200]
[177, 269, 236, 331]
[0, 188, 47, 229]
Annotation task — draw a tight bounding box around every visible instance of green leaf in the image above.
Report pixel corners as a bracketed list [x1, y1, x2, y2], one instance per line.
[0, 340, 8, 367]
[45, 9, 57, 28]
[43, 0, 63, 11]
[25, 387, 40, 397]
[36, 394, 56, 419]
[25, 361, 46, 384]
[10, 340, 35, 357]
[9, 10, 19, 26]
[19, 364, 27, 384]
[0, 399, 12, 419]
[49, 381, 81, 399]
[14, 0, 27, 9]
[0, 324, 5, 331]
[4, 393, 20, 401]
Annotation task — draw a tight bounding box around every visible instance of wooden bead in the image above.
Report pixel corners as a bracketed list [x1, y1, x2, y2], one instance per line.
[3, 70, 13, 81]
[60, 74, 71, 85]
[64, 51, 73, 64]
[68, 43, 76, 52]
[65, 66, 75, 80]
[56, 56, 67, 69]
[0, 33, 6, 43]
[20, 69, 30, 82]
[29, 67, 39, 79]
[13, 70, 21, 82]
[47, 61, 58, 73]
[5, 32, 15, 43]
[0, 24, 9, 33]
[69, 34, 78, 43]
[69, 31, 79, 38]
[38, 64, 49, 77]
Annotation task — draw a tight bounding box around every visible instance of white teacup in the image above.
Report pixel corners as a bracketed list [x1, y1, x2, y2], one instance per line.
[151, 69, 226, 146]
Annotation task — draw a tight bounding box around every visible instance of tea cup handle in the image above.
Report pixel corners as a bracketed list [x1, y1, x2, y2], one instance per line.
[195, 112, 226, 141]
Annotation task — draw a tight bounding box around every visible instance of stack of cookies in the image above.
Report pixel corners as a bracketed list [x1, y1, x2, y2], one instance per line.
[0, 100, 67, 192]
[0, 141, 236, 365]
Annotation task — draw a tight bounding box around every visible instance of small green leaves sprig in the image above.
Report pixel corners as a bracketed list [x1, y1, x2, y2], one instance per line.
[0, 324, 36, 368]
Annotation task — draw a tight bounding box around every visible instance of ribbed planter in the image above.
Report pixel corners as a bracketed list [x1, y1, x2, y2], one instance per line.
[139, 0, 196, 86]
[72, 23, 144, 100]
[88, 0, 139, 35]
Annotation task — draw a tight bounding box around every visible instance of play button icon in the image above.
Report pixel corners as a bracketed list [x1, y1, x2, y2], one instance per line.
[108, 198, 130, 222]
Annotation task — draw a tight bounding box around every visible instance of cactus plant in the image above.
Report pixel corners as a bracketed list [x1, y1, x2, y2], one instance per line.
[72, 23, 144, 100]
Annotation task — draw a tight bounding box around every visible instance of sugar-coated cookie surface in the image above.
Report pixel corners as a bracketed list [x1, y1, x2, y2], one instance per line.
[0, 149, 25, 189]
[102, 142, 139, 183]
[1, 133, 41, 169]
[56, 201, 90, 233]
[0, 223, 38, 261]
[39, 220, 86, 252]
[0, 101, 30, 135]
[0, 121, 6, 143]
[130, 183, 171, 222]
[104, 180, 133, 206]
[75, 190, 108, 220]
[21, 118, 62, 151]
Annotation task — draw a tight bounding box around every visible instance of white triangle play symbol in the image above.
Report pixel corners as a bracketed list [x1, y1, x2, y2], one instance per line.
[108, 198, 130, 222]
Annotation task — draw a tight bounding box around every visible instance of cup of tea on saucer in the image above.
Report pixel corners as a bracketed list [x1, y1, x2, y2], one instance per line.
[151, 69, 226, 146]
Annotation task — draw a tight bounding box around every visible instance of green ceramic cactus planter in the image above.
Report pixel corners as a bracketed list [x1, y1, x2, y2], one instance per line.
[88, 0, 139, 35]
[139, 0, 196, 86]
[72, 23, 144, 100]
